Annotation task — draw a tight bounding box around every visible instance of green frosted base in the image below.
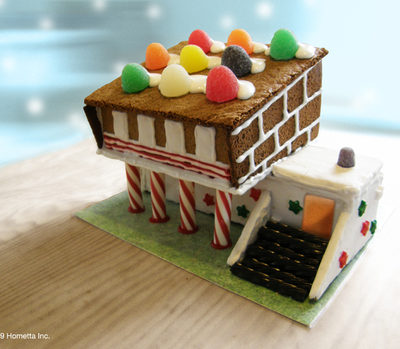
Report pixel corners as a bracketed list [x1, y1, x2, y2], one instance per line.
[76, 191, 367, 327]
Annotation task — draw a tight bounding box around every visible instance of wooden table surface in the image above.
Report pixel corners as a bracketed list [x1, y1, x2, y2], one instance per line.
[1, 127, 399, 349]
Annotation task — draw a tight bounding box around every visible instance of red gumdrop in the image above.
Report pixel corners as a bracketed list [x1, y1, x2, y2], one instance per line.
[188, 29, 213, 53]
[206, 66, 239, 103]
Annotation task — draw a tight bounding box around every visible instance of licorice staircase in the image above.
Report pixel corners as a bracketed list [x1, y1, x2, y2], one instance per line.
[230, 221, 329, 302]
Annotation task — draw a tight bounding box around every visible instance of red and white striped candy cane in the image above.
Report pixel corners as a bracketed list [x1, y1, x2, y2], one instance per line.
[149, 171, 169, 223]
[211, 190, 232, 249]
[178, 180, 198, 234]
[125, 163, 145, 214]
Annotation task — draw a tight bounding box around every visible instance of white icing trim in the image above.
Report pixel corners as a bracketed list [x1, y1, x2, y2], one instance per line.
[231, 65, 322, 186]
[165, 120, 185, 154]
[210, 40, 225, 53]
[207, 56, 221, 69]
[250, 58, 266, 74]
[295, 43, 316, 59]
[252, 42, 268, 54]
[195, 125, 216, 162]
[167, 53, 180, 65]
[309, 212, 350, 300]
[149, 73, 161, 87]
[227, 191, 271, 266]
[137, 114, 155, 147]
[96, 107, 103, 128]
[189, 75, 207, 94]
[237, 80, 256, 100]
[112, 110, 129, 141]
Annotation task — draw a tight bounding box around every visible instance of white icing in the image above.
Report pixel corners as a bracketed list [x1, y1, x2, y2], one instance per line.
[148, 73, 161, 87]
[250, 58, 266, 74]
[207, 55, 221, 69]
[237, 80, 256, 100]
[227, 191, 271, 266]
[112, 110, 129, 141]
[165, 119, 185, 154]
[96, 107, 103, 128]
[272, 146, 383, 196]
[295, 43, 316, 59]
[264, 46, 270, 56]
[137, 114, 155, 147]
[195, 125, 216, 162]
[167, 53, 180, 65]
[210, 40, 225, 53]
[231, 66, 321, 186]
[189, 75, 207, 94]
[252, 42, 268, 54]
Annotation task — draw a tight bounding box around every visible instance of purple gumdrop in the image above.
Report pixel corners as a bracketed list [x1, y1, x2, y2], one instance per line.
[337, 147, 355, 168]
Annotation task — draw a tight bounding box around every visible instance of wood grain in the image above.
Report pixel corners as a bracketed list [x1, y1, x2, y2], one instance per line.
[0, 133, 399, 349]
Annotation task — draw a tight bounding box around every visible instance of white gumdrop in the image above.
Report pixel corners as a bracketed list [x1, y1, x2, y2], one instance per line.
[295, 43, 316, 59]
[159, 64, 191, 97]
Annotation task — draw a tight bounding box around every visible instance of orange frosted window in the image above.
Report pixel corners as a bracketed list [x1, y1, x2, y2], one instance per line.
[301, 195, 335, 239]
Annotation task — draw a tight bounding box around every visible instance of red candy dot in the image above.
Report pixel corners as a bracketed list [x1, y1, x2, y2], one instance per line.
[361, 221, 370, 236]
[206, 66, 239, 103]
[188, 29, 213, 53]
[339, 251, 348, 269]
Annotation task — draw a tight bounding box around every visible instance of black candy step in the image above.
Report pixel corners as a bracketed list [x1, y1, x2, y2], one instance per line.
[230, 221, 329, 302]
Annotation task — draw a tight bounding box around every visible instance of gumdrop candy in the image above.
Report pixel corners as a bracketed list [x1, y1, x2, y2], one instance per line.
[270, 29, 299, 60]
[158, 64, 191, 97]
[188, 29, 213, 53]
[145, 43, 170, 70]
[121, 63, 150, 93]
[227, 29, 253, 55]
[337, 147, 355, 168]
[221, 45, 252, 78]
[206, 66, 239, 103]
[180, 44, 209, 73]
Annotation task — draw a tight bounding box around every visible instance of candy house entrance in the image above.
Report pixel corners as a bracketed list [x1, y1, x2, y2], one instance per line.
[301, 194, 335, 240]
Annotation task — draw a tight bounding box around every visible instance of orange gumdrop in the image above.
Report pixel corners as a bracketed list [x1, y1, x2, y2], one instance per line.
[145, 43, 170, 70]
[227, 29, 254, 55]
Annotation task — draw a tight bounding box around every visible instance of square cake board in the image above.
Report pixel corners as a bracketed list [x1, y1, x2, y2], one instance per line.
[76, 191, 371, 327]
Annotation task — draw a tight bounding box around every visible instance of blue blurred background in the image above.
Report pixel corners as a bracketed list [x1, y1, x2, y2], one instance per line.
[1, 0, 399, 166]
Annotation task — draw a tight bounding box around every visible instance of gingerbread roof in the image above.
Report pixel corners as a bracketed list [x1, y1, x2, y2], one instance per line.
[84, 41, 328, 130]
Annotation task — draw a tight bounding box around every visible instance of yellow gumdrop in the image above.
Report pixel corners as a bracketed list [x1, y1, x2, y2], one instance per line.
[158, 64, 191, 97]
[180, 44, 209, 73]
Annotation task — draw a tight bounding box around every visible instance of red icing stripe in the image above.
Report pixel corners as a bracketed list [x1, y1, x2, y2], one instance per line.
[104, 135, 230, 181]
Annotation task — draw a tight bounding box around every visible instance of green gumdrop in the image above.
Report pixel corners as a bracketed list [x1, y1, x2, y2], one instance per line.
[121, 63, 149, 93]
[270, 29, 299, 61]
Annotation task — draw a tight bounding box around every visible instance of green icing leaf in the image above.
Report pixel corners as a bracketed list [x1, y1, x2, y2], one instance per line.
[270, 29, 299, 61]
[121, 63, 150, 93]
[358, 200, 367, 217]
[370, 219, 377, 234]
[236, 204, 250, 218]
[289, 200, 303, 215]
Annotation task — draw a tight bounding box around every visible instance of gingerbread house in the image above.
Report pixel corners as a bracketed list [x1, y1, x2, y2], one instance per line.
[84, 36, 328, 250]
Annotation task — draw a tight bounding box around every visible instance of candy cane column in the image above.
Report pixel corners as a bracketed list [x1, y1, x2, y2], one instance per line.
[211, 190, 232, 249]
[125, 163, 145, 213]
[178, 180, 198, 234]
[149, 171, 169, 223]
